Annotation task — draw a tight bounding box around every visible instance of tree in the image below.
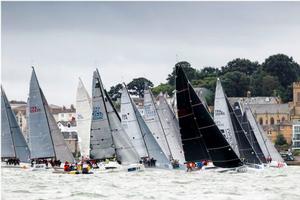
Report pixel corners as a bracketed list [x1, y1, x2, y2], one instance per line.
[221, 71, 250, 97]
[275, 133, 288, 146]
[167, 61, 201, 85]
[107, 83, 123, 101]
[127, 77, 153, 98]
[221, 58, 260, 76]
[151, 83, 174, 96]
[262, 54, 300, 88]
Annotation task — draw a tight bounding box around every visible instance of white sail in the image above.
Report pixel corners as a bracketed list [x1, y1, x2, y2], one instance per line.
[214, 78, 240, 157]
[90, 70, 115, 159]
[1, 87, 30, 162]
[105, 90, 140, 165]
[143, 89, 171, 159]
[121, 86, 172, 168]
[28, 68, 74, 162]
[76, 78, 92, 158]
[121, 87, 148, 158]
[245, 105, 284, 162]
[157, 93, 185, 164]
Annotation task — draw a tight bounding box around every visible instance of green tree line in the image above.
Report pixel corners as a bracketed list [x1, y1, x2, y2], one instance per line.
[108, 54, 300, 105]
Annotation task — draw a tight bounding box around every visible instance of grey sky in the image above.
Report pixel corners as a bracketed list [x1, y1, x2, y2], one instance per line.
[2, 1, 300, 106]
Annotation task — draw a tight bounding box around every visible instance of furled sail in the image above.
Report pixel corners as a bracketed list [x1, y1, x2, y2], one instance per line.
[245, 105, 284, 162]
[28, 67, 74, 162]
[214, 78, 240, 157]
[1, 87, 30, 162]
[76, 78, 92, 158]
[90, 70, 115, 160]
[121, 85, 171, 168]
[176, 64, 243, 168]
[233, 102, 267, 163]
[226, 98, 261, 164]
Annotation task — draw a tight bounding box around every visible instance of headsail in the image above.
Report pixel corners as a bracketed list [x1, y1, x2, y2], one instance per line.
[28, 67, 74, 162]
[176, 64, 243, 168]
[233, 102, 267, 163]
[121, 85, 171, 168]
[1, 87, 30, 162]
[214, 78, 240, 157]
[76, 78, 92, 158]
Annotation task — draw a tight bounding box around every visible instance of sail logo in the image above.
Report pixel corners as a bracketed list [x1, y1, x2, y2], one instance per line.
[77, 114, 84, 120]
[214, 109, 225, 116]
[30, 106, 41, 113]
[92, 106, 104, 120]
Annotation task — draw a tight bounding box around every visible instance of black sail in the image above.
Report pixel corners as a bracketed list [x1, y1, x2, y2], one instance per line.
[226, 98, 261, 164]
[176, 64, 243, 168]
[233, 102, 267, 163]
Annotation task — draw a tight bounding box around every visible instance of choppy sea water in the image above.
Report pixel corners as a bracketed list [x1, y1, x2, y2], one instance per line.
[1, 166, 300, 200]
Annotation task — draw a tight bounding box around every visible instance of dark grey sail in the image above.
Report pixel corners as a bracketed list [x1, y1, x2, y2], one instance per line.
[176, 64, 243, 168]
[1, 87, 30, 162]
[233, 102, 267, 163]
[226, 98, 261, 165]
[28, 67, 74, 162]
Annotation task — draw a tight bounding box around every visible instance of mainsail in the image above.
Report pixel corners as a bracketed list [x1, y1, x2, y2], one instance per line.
[245, 105, 284, 162]
[1, 86, 30, 162]
[76, 78, 92, 158]
[226, 98, 261, 164]
[214, 78, 240, 157]
[121, 85, 171, 168]
[143, 89, 172, 159]
[233, 102, 267, 163]
[152, 92, 185, 164]
[28, 67, 74, 162]
[90, 69, 140, 165]
[90, 70, 116, 159]
[176, 65, 243, 168]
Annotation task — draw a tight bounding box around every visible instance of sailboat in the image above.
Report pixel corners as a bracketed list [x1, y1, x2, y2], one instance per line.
[1, 86, 30, 168]
[28, 67, 75, 170]
[243, 103, 286, 167]
[144, 89, 185, 166]
[176, 64, 244, 170]
[121, 84, 172, 169]
[90, 69, 142, 172]
[76, 78, 92, 159]
[233, 102, 267, 163]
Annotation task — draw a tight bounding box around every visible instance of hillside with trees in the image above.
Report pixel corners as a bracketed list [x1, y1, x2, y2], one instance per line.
[108, 54, 300, 105]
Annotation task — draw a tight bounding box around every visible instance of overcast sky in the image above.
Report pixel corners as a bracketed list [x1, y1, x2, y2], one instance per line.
[2, 1, 300, 106]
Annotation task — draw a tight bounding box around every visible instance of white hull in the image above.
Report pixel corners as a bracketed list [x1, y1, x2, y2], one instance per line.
[94, 162, 144, 173]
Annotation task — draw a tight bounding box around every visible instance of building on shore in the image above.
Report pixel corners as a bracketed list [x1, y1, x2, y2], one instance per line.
[290, 82, 300, 150]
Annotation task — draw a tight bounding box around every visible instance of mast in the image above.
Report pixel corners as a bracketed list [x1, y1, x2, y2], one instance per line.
[123, 83, 150, 157]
